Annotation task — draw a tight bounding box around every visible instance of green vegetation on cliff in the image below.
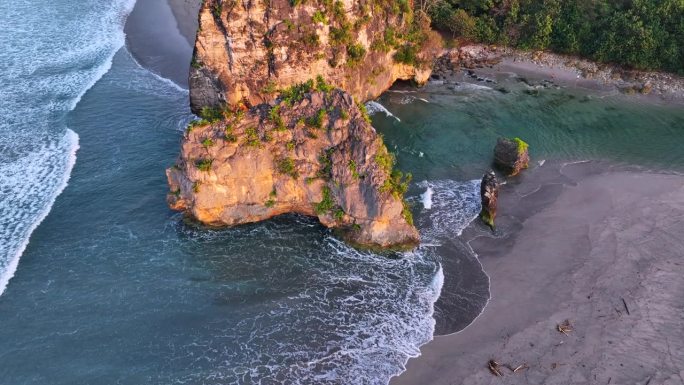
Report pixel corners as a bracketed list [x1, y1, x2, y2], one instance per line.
[426, 0, 684, 73]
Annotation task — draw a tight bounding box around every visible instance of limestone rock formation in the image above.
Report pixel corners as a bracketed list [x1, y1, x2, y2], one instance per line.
[167, 88, 419, 249]
[479, 171, 498, 229]
[494, 137, 530, 176]
[189, 0, 441, 113]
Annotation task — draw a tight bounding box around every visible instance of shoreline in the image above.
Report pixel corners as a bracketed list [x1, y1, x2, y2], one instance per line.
[120, 4, 684, 383]
[123, 0, 199, 88]
[392, 161, 684, 385]
[434, 44, 684, 105]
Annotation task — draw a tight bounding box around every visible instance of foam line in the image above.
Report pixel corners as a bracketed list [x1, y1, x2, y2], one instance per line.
[0, 0, 137, 296]
[0, 130, 79, 296]
[366, 101, 401, 122]
[126, 46, 189, 93]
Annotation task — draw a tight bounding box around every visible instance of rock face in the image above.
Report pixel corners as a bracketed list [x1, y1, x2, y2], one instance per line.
[167, 88, 419, 249]
[479, 171, 498, 229]
[494, 137, 530, 176]
[189, 0, 441, 113]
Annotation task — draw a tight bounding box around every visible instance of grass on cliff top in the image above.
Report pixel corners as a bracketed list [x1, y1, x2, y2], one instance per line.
[513, 137, 529, 154]
[279, 76, 334, 106]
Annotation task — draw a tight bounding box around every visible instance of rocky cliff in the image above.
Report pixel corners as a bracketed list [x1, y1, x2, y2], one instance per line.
[167, 86, 419, 249]
[169, 0, 439, 249]
[189, 0, 440, 112]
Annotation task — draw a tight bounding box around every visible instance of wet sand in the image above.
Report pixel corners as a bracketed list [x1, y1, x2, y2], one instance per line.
[392, 161, 684, 385]
[166, 0, 201, 46]
[445, 45, 684, 106]
[124, 0, 199, 87]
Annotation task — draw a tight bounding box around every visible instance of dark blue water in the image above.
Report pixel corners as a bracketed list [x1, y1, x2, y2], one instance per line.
[0, 0, 136, 295]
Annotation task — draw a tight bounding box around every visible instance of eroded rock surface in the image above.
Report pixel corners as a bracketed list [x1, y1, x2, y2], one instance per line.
[479, 171, 498, 229]
[494, 137, 530, 176]
[189, 0, 441, 112]
[167, 89, 419, 249]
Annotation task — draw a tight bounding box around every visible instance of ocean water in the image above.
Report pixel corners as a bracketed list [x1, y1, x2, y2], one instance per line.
[0, 0, 136, 295]
[0, 2, 477, 384]
[1, 1, 684, 384]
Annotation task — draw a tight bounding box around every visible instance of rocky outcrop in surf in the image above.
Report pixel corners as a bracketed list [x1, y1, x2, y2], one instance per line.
[480, 171, 498, 229]
[189, 0, 440, 112]
[167, 86, 419, 249]
[494, 137, 529, 176]
[168, 0, 441, 248]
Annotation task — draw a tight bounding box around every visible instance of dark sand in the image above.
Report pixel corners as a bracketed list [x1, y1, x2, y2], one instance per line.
[166, 0, 201, 46]
[393, 161, 684, 385]
[124, 0, 199, 88]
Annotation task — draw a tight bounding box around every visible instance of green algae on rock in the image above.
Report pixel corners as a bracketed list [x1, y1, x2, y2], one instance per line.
[494, 137, 530, 176]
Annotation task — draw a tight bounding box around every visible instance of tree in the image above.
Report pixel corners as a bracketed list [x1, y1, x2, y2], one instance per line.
[449, 9, 477, 39]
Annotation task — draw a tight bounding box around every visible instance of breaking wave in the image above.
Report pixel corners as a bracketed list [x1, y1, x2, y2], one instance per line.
[416, 180, 482, 243]
[366, 101, 401, 122]
[0, 0, 136, 295]
[164, 217, 444, 385]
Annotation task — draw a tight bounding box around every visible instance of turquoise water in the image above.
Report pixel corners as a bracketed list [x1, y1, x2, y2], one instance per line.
[371, 84, 684, 181]
[1, 1, 684, 384]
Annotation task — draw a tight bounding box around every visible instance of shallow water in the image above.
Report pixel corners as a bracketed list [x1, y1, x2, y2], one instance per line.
[372, 82, 684, 181]
[2, 1, 684, 383]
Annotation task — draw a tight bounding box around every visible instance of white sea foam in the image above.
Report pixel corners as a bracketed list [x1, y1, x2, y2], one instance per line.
[456, 82, 494, 91]
[421, 184, 434, 209]
[366, 101, 401, 122]
[128, 48, 189, 93]
[0, 0, 136, 296]
[170, 222, 445, 385]
[416, 179, 482, 243]
[0, 130, 79, 296]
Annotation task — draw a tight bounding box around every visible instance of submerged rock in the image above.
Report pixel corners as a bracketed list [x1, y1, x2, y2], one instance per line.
[494, 137, 530, 176]
[480, 171, 498, 229]
[167, 89, 419, 249]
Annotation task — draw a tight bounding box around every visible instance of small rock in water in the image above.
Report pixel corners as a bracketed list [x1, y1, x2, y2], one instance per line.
[480, 171, 499, 229]
[494, 137, 530, 176]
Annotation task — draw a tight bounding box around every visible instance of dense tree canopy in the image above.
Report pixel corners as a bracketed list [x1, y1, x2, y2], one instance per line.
[422, 0, 684, 74]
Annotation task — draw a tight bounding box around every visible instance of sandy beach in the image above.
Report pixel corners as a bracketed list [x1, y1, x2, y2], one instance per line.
[124, 0, 198, 87]
[434, 44, 684, 106]
[392, 161, 684, 385]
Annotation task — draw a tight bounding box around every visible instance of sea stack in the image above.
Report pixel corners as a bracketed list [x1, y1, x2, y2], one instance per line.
[167, 0, 442, 249]
[480, 171, 498, 229]
[167, 86, 420, 249]
[494, 137, 530, 176]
